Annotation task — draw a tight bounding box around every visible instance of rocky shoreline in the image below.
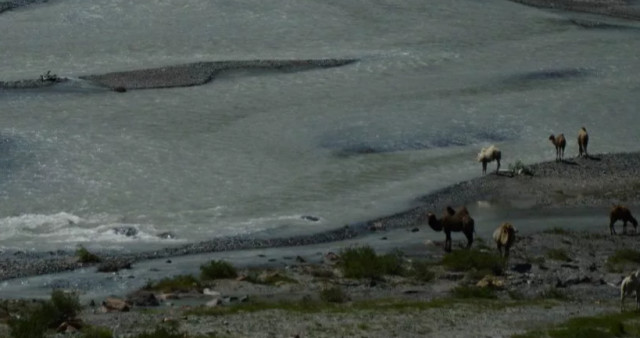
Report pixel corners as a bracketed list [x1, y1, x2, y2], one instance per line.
[1, 151, 639, 281]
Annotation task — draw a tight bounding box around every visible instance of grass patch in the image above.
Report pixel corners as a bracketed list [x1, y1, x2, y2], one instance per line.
[538, 287, 569, 300]
[75, 245, 101, 263]
[200, 260, 237, 280]
[144, 274, 201, 293]
[245, 270, 298, 285]
[410, 260, 436, 282]
[337, 246, 405, 280]
[514, 311, 640, 338]
[187, 296, 554, 318]
[450, 285, 497, 299]
[440, 248, 505, 276]
[546, 248, 571, 262]
[606, 249, 640, 273]
[319, 285, 349, 303]
[8, 289, 82, 338]
[543, 227, 572, 235]
[81, 326, 113, 338]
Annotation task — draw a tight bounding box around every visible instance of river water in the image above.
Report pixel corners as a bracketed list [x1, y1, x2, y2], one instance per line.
[1, 0, 639, 252]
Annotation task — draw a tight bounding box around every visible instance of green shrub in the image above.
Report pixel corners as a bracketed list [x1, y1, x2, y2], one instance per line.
[144, 275, 201, 293]
[76, 245, 101, 263]
[81, 326, 113, 338]
[606, 249, 640, 272]
[450, 285, 497, 299]
[539, 287, 568, 300]
[440, 249, 504, 275]
[546, 248, 571, 262]
[543, 227, 572, 235]
[319, 285, 349, 303]
[132, 323, 182, 338]
[245, 271, 297, 285]
[8, 289, 82, 338]
[338, 246, 405, 280]
[200, 260, 238, 280]
[410, 260, 436, 282]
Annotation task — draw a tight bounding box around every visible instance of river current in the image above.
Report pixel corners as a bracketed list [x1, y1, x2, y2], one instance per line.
[1, 0, 639, 252]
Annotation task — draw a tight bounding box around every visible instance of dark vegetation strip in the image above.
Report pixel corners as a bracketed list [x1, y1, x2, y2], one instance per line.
[0, 0, 50, 14]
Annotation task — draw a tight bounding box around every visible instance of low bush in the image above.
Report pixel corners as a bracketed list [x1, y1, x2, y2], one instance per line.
[606, 249, 640, 272]
[410, 260, 436, 282]
[76, 245, 101, 263]
[440, 248, 505, 275]
[319, 285, 349, 303]
[144, 274, 201, 293]
[450, 285, 497, 299]
[8, 289, 82, 338]
[200, 260, 238, 280]
[81, 326, 113, 338]
[338, 246, 405, 280]
[545, 248, 572, 262]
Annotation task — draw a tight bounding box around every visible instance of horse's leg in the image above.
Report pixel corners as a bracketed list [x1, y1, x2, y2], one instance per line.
[482, 161, 487, 175]
[496, 158, 501, 173]
[623, 220, 628, 235]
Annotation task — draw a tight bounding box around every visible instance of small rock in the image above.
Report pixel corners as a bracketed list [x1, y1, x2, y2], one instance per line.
[325, 252, 339, 262]
[301, 215, 320, 222]
[295, 256, 306, 263]
[126, 290, 159, 307]
[411, 227, 419, 232]
[102, 297, 131, 312]
[112, 226, 138, 237]
[203, 288, 221, 297]
[511, 263, 532, 273]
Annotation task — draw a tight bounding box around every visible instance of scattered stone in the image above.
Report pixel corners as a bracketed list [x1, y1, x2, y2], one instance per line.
[325, 252, 339, 262]
[476, 275, 505, 289]
[301, 215, 320, 222]
[368, 222, 385, 231]
[295, 256, 306, 263]
[101, 297, 131, 312]
[206, 298, 223, 307]
[97, 259, 133, 273]
[112, 226, 138, 237]
[126, 290, 159, 307]
[511, 263, 532, 273]
[158, 232, 176, 239]
[203, 288, 221, 297]
[166, 259, 172, 264]
[113, 86, 127, 93]
[411, 227, 420, 232]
